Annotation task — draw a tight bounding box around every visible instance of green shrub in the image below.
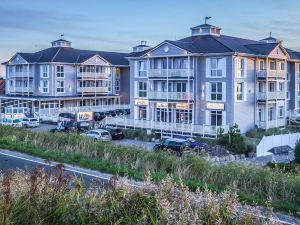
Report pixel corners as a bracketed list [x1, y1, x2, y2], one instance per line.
[123, 128, 155, 142]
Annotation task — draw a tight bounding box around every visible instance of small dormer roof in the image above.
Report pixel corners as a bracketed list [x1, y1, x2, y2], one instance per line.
[260, 33, 282, 44]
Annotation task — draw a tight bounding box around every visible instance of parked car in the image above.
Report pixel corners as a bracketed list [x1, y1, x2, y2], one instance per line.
[107, 110, 117, 117]
[153, 138, 191, 156]
[81, 129, 112, 141]
[124, 108, 130, 115]
[104, 127, 125, 140]
[173, 136, 207, 150]
[76, 121, 91, 132]
[0, 118, 23, 128]
[115, 109, 126, 116]
[22, 118, 39, 128]
[94, 112, 106, 121]
[50, 121, 76, 133]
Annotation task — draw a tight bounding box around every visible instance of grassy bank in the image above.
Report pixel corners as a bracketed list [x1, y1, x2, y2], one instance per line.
[0, 126, 299, 216]
[0, 168, 277, 225]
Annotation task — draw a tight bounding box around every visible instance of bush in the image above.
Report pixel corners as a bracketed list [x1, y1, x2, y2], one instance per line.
[218, 124, 249, 154]
[0, 168, 278, 225]
[295, 142, 300, 164]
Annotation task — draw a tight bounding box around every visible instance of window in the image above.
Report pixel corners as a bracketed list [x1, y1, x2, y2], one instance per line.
[57, 81, 64, 93]
[236, 82, 244, 101]
[298, 83, 300, 97]
[270, 61, 276, 70]
[279, 82, 284, 92]
[259, 61, 264, 70]
[40, 80, 49, 93]
[10, 80, 14, 87]
[268, 107, 274, 121]
[115, 80, 120, 91]
[236, 58, 246, 78]
[268, 82, 276, 92]
[138, 106, 147, 120]
[108, 81, 112, 92]
[211, 111, 222, 126]
[176, 82, 187, 92]
[210, 58, 222, 77]
[278, 106, 284, 119]
[211, 82, 222, 101]
[56, 66, 64, 78]
[138, 61, 147, 77]
[280, 62, 285, 71]
[138, 82, 147, 97]
[41, 65, 49, 78]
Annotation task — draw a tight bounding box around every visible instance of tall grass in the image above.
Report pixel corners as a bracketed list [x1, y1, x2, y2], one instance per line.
[0, 126, 299, 215]
[0, 167, 279, 224]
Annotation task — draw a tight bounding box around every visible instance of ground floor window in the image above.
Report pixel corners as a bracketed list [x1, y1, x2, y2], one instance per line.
[268, 107, 274, 121]
[210, 110, 222, 126]
[138, 106, 147, 120]
[154, 107, 193, 124]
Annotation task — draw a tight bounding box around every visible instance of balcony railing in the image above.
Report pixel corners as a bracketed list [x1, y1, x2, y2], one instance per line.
[11, 86, 34, 92]
[257, 69, 286, 79]
[77, 72, 108, 79]
[257, 91, 285, 100]
[148, 91, 193, 100]
[148, 69, 194, 78]
[9, 72, 34, 78]
[77, 87, 108, 93]
[258, 119, 285, 129]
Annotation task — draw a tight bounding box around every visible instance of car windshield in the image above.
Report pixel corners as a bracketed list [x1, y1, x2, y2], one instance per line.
[23, 119, 29, 121]
[13, 119, 21, 123]
[30, 119, 38, 122]
[101, 132, 110, 136]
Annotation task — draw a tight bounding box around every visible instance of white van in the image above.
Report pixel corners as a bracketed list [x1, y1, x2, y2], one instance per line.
[22, 118, 40, 128]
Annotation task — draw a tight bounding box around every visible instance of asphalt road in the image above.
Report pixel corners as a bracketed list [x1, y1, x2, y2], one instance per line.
[0, 149, 120, 187]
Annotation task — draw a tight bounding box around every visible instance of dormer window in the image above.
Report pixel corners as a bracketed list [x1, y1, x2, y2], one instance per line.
[51, 39, 72, 48]
[190, 23, 221, 36]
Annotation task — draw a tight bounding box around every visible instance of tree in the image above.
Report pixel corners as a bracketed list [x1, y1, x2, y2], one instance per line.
[295, 142, 300, 164]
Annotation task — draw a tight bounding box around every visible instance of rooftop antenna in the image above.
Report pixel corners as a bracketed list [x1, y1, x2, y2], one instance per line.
[269, 32, 272, 37]
[205, 16, 212, 24]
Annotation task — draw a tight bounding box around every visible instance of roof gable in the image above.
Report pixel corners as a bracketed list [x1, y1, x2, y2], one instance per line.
[8, 54, 29, 64]
[148, 42, 192, 57]
[81, 54, 110, 65]
[268, 45, 289, 59]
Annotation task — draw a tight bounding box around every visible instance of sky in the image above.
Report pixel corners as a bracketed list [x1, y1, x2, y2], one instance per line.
[0, 0, 300, 75]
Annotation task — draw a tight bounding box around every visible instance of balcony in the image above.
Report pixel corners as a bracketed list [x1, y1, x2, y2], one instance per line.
[257, 69, 286, 79]
[9, 72, 34, 78]
[258, 119, 285, 129]
[257, 91, 285, 101]
[148, 91, 193, 100]
[77, 87, 108, 93]
[77, 72, 108, 79]
[11, 86, 34, 92]
[148, 69, 194, 78]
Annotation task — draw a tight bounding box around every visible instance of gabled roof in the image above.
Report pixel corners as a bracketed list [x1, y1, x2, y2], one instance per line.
[4, 47, 129, 66]
[285, 48, 300, 60]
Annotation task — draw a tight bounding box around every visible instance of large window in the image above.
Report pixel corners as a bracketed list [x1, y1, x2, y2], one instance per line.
[236, 82, 244, 101]
[40, 80, 49, 93]
[138, 106, 147, 120]
[210, 111, 222, 126]
[211, 82, 222, 101]
[138, 82, 147, 98]
[41, 65, 49, 78]
[138, 61, 147, 77]
[56, 66, 64, 78]
[210, 58, 222, 77]
[56, 81, 65, 93]
[278, 106, 284, 119]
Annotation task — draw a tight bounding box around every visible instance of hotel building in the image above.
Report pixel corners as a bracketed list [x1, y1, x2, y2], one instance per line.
[127, 23, 300, 134]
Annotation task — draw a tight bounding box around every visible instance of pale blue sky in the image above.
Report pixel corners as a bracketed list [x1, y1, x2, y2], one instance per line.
[0, 0, 300, 74]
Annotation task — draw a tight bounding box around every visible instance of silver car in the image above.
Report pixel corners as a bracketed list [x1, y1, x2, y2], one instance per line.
[22, 118, 40, 128]
[81, 129, 112, 141]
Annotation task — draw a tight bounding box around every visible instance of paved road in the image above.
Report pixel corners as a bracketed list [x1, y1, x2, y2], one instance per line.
[0, 149, 140, 188]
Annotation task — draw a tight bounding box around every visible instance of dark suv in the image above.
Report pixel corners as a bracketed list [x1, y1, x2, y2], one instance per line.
[153, 138, 190, 156]
[104, 127, 125, 140]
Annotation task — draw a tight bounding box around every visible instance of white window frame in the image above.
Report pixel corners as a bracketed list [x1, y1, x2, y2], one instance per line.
[41, 65, 49, 78]
[138, 81, 147, 98]
[210, 82, 222, 101]
[236, 58, 247, 78]
[278, 106, 284, 119]
[236, 82, 245, 101]
[56, 81, 65, 93]
[210, 58, 222, 77]
[56, 65, 64, 78]
[40, 80, 49, 93]
[115, 80, 120, 91]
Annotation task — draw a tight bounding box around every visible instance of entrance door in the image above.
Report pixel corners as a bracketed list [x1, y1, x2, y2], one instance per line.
[210, 111, 222, 126]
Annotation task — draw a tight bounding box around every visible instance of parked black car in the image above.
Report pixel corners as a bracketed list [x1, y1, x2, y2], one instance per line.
[153, 138, 190, 156]
[76, 121, 91, 132]
[50, 121, 76, 133]
[104, 127, 125, 140]
[124, 109, 130, 115]
[115, 109, 124, 116]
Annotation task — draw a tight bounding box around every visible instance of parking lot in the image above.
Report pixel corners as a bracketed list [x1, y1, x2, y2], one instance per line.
[30, 122, 155, 151]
